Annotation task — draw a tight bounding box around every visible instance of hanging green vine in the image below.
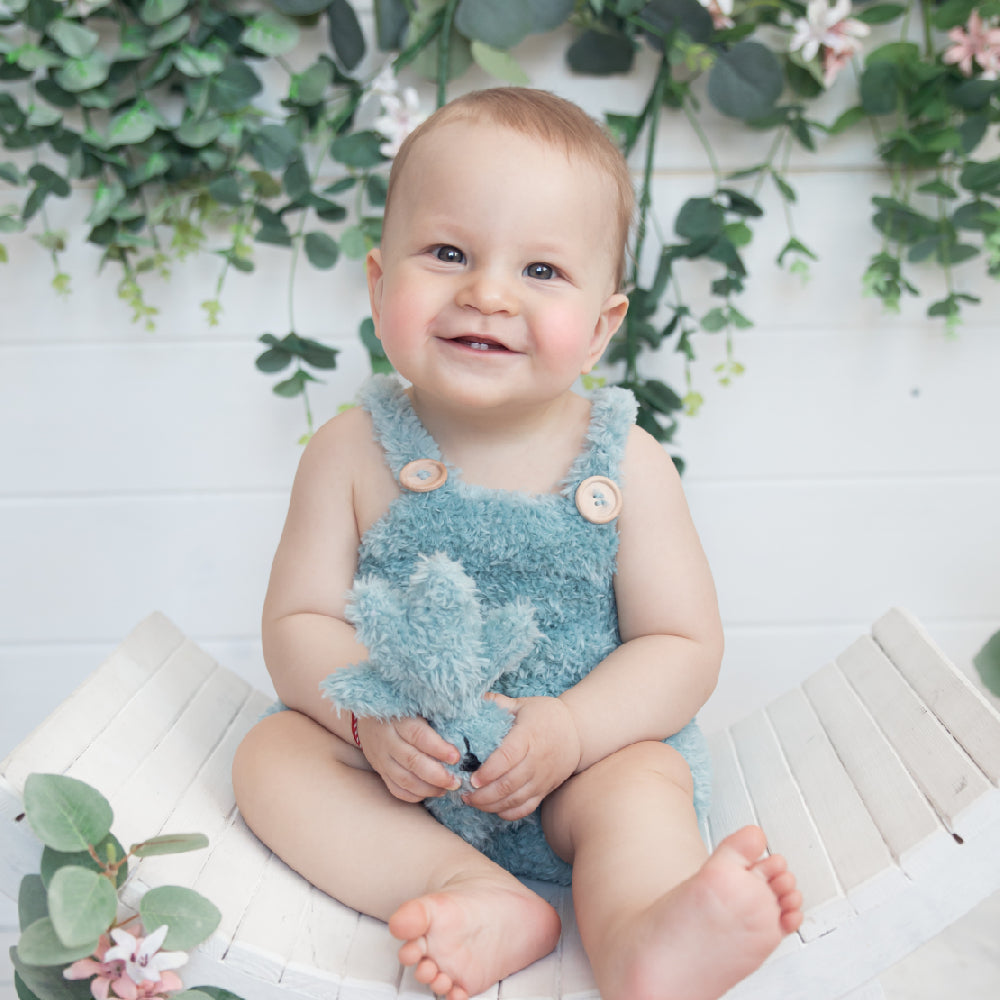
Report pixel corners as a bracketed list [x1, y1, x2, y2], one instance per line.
[2, 0, 999, 447]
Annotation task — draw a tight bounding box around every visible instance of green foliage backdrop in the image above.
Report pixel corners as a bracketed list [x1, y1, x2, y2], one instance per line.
[2, 0, 999, 444]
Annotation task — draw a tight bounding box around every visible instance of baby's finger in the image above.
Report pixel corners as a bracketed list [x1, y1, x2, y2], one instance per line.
[391, 745, 462, 793]
[385, 755, 460, 800]
[470, 732, 526, 789]
[398, 717, 461, 765]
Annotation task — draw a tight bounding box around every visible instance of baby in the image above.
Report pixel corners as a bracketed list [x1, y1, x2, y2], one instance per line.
[233, 87, 801, 1000]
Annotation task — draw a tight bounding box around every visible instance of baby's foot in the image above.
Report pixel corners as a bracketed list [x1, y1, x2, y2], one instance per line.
[388, 875, 561, 1000]
[606, 825, 803, 1000]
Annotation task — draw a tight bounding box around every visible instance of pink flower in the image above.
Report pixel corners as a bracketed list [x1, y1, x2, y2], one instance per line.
[64, 927, 187, 1000]
[944, 10, 1000, 79]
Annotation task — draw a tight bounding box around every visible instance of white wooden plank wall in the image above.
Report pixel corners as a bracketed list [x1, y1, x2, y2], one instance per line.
[2, 9, 999, 991]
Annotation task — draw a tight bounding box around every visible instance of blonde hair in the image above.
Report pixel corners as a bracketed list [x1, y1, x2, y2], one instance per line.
[383, 88, 635, 290]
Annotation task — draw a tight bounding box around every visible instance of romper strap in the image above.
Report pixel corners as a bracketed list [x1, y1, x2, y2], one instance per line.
[564, 386, 637, 488]
[358, 374, 444, 477]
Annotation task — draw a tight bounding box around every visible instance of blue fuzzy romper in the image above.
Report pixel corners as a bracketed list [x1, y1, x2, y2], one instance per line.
[358, 374, 712, 885]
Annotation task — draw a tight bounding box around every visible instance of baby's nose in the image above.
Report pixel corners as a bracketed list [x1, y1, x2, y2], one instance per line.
[456, 270, 518, 315]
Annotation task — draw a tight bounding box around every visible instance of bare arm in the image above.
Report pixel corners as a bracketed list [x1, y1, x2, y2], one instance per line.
[261, 407, 460, 794]
[261, 408, 372, 738]
[560, 425, 723, 770]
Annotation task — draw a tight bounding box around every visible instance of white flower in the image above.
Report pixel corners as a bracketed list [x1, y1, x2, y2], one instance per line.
[104, 926, 188, 987]
[789, 0, 869, 63]
[371, 66, 426, 158]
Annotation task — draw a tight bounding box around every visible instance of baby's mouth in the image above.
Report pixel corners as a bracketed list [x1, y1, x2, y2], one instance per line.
[451, 335, 510, 352]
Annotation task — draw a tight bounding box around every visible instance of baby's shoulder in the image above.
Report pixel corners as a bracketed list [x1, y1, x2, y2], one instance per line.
[296, 404, 384, 484]
[618, 424, 684, 514]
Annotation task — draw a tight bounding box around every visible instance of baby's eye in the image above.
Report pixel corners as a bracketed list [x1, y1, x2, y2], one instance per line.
[525, 262, 555, 280]
[433, 245, 465, 264]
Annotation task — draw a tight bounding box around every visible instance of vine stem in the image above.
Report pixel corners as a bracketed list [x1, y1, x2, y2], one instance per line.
[681, 99, 721, 186]
[437, 0, 460, 108]
[627, 57, 670, 386]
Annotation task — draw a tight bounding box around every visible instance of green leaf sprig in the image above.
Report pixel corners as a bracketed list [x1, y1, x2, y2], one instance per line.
[13, 773, 226, 1000]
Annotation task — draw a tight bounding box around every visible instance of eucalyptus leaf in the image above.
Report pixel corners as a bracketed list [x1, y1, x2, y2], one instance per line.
[149, 14, 192, 49]
[256, 346, 293, 373]
[856, 3, 907, 24]
[131, 832, 209, 857]
[10, 947, 93, 1000]
[54, 52, 111, 93]
[16, 918, 97, 966]
[470, 41, 530, 85]
[108, 106, 158, 146]
[47, 20, 100, 59]
[675, 198, 724, 239]
[339, 223, 368, 259]
[40, 833, 128, 890]
[455, 0, 534, 48]
[174, 43, 226, 77]
[175, 116, 225, 148]
[960, 159, 1000, 194]
[181, 988, 244, 1000]
[87, 179, 127, 227]
[242, 12, 300, 58]
[140, 0, 188, 26]
[973, 629, 1000, 697]
[640, 0, 715, 48]
[13, 46, 65, 72]
[274, 370, 316, 397]
[304, 231, 340, 269]
[330, 130, 385, 168]
[952, 199, 1000, 231]
[18, 875, 48, 932]
[529, 0, 575, 33]
[707, 42, 782, 120]
[296, 337, 340, 369]
[249, 124, 299, 170]
[209, 62, 263, 113]
[290, 60, 333, 105]
[139, 885, 221, 950]
[23, 774, 113, 853]
[271, 0, 330, 14]
[374, 0, 410, 50]
[860, 62, 898, 115]
[566, 29, 635, 76]
[327, 0, 366, 70]
[47, 866, 117, 948]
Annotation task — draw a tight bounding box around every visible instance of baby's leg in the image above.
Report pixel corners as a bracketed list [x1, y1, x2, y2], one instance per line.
[542, 741, 803, 1000]
[232, 711, 559, 1000]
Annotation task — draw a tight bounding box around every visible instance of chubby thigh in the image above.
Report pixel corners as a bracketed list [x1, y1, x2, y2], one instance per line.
[232, 709, 508, 919]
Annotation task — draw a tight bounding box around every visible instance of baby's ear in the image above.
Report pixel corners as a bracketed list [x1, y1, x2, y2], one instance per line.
[366, 248, 385, 333]
[583, 292, 629, 374]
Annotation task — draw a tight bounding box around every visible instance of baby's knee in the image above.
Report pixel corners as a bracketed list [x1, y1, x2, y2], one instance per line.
[583, 740, 694, 798]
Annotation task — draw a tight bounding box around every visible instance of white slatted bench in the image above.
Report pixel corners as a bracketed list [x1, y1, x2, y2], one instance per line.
[3, 609, 999, 1000]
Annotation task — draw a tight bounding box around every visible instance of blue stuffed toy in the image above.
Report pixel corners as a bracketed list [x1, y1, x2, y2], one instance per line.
[322, 552, 542, 855]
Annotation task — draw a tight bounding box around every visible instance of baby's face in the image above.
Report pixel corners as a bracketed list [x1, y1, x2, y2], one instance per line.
[366, 119, 628, 415]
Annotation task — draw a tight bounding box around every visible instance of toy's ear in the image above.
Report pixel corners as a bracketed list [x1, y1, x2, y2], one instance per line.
[482, 599, 540, 686]
[321, 663, 416, 720]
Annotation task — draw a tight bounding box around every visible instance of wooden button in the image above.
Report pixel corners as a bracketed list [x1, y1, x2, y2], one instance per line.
[575, 476, 623, 524]
[399, 459, 448, 492]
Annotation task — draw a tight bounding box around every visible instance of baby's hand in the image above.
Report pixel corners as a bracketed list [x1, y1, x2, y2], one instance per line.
[356, 716, 462, 803]
[464, 695, 582, 821]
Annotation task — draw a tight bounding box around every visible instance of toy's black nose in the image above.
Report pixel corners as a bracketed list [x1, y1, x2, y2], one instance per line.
[460, 737, 481, 772]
